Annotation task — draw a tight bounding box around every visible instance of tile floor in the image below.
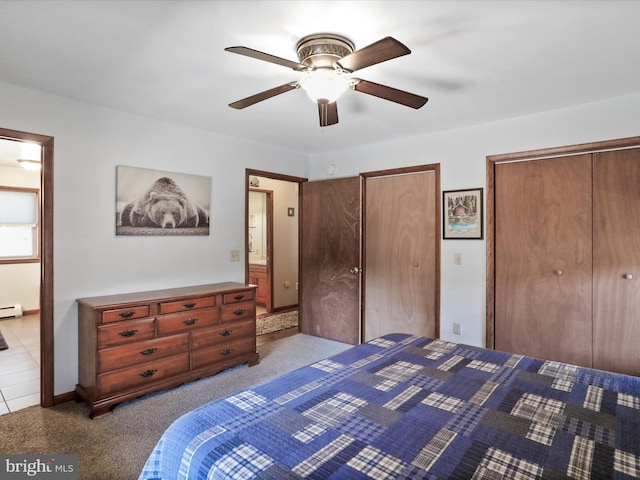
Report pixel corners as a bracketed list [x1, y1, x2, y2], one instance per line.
[0, 313, 40, 415]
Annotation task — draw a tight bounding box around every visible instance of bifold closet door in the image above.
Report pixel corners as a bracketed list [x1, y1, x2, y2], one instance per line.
[592, 147, 640, 376]
[363, 171, 437, 342]
[494, 154, 593, 367]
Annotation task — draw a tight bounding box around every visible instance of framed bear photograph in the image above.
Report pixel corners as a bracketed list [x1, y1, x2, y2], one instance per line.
[116, 165, 211, 236]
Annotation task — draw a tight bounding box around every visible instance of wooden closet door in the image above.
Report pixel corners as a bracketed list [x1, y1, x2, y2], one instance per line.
[495, 155, 593, 367]
[363, 171, 437, 342]
[300, 177, 361, 344]
[592, 148, 640, 376]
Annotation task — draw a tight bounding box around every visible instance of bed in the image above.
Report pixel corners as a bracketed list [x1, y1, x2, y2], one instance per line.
[138, 333, 640, 479]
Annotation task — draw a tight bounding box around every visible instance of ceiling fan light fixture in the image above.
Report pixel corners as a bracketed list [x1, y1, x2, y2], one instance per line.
[17, 158, 41, 171]
[299, 68, 350, 104]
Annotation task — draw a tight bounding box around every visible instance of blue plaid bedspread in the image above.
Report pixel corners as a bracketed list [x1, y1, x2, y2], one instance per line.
[138, 334, 640, 479]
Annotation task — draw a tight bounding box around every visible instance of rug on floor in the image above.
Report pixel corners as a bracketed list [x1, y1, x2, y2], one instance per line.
[256, 310, 298, 336]
[0, 329, 8, 350]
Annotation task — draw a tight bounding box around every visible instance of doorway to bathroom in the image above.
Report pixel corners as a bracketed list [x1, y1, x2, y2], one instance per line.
[246, 169, 305, 342]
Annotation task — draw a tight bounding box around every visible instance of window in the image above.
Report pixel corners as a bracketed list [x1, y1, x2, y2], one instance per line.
[0, 187, 40, 263]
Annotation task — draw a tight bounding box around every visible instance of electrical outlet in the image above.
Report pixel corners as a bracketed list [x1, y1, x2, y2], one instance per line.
[230, 250, 240, 262]
[454, 253, 462, 265]
[453, 322, 461, 335]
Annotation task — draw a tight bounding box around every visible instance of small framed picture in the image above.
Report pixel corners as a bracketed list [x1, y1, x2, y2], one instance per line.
[287, 207, 295, 217]
[443, 188, 483, 239]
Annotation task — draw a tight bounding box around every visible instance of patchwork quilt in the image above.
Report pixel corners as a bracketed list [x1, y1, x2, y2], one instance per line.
[138, 334, 640, 479]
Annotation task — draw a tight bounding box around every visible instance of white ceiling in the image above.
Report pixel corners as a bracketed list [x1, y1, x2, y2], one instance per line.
[1, 0, 639, 163]
[0, 139, 24, 166]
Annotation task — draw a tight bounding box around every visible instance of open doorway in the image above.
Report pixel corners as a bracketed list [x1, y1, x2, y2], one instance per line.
[248, 189, 273, 313]
[245, 169, 306, 342]
[0, 128, 54, 411]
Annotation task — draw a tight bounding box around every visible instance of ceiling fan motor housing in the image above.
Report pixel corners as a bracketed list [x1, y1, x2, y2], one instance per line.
[296, 33, 355, 69]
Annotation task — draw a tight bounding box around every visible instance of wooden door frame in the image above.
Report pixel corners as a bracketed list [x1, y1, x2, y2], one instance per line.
[360, 163, 441, 343]
[245, 169, 307, 315]
[0, 127, 54, 408]
[486, 135, 640, 349]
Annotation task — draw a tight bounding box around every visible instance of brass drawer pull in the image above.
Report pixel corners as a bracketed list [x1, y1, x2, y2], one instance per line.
[233, 294, 244, 300]
[139, 369, 157, 378]
[119, 329, 138, 337]
[183, 302, 196, 309]
[119, 311, 135, 318]
[140, 347, 158, 356]
[183, 317, 198, 326]
[219, 329, 233, 337]
[233, 309, 246, 316]
[220, 348, 233, 356]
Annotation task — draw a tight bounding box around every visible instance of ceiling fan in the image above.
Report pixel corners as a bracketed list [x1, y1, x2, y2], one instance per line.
[225, 33, 428, 127]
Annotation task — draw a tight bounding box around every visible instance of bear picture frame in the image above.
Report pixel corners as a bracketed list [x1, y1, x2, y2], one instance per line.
[116, 165, 211, 236]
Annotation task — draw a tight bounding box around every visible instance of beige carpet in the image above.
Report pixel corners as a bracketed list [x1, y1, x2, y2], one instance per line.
[256, 309, 298, 335]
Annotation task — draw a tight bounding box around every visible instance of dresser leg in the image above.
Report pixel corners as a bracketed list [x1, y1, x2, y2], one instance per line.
[249, 353, 261, 366]
[89, 405, 113, 419]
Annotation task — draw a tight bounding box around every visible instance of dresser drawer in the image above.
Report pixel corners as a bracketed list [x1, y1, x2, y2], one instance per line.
[159, 295, 216, 314]
[98, 333, 189, 372]
[223, 290, 254, 304]
[191, 319, 255, 349]
[221, 301, 255, 323]
[102, 305, 150, 324]
[157, 307, 219, 335]
[98, 318, 156, 347]
[97, 353, 190, 396]
[192, 337, 255, 370]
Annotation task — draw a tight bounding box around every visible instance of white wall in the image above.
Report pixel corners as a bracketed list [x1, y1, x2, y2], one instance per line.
[310, 93, 640, 348]
[0, 165, 41, 311]
[257, 177, 299, 308]
[0, 81, 309, 395]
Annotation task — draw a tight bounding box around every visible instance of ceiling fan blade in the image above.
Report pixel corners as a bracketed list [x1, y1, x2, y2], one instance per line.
[352, 79, 428, 109]
[318, 101, 338, 127]
[229, 83, 298, 109]
[225, 46, 308, 71]
[337, 37, 410, 73]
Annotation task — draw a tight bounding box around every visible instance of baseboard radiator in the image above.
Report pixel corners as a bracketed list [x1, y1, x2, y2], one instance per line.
[0, 304, 23, 319]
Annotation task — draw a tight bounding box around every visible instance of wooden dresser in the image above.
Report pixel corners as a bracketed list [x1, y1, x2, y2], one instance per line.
[76, 282, 259, 418]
